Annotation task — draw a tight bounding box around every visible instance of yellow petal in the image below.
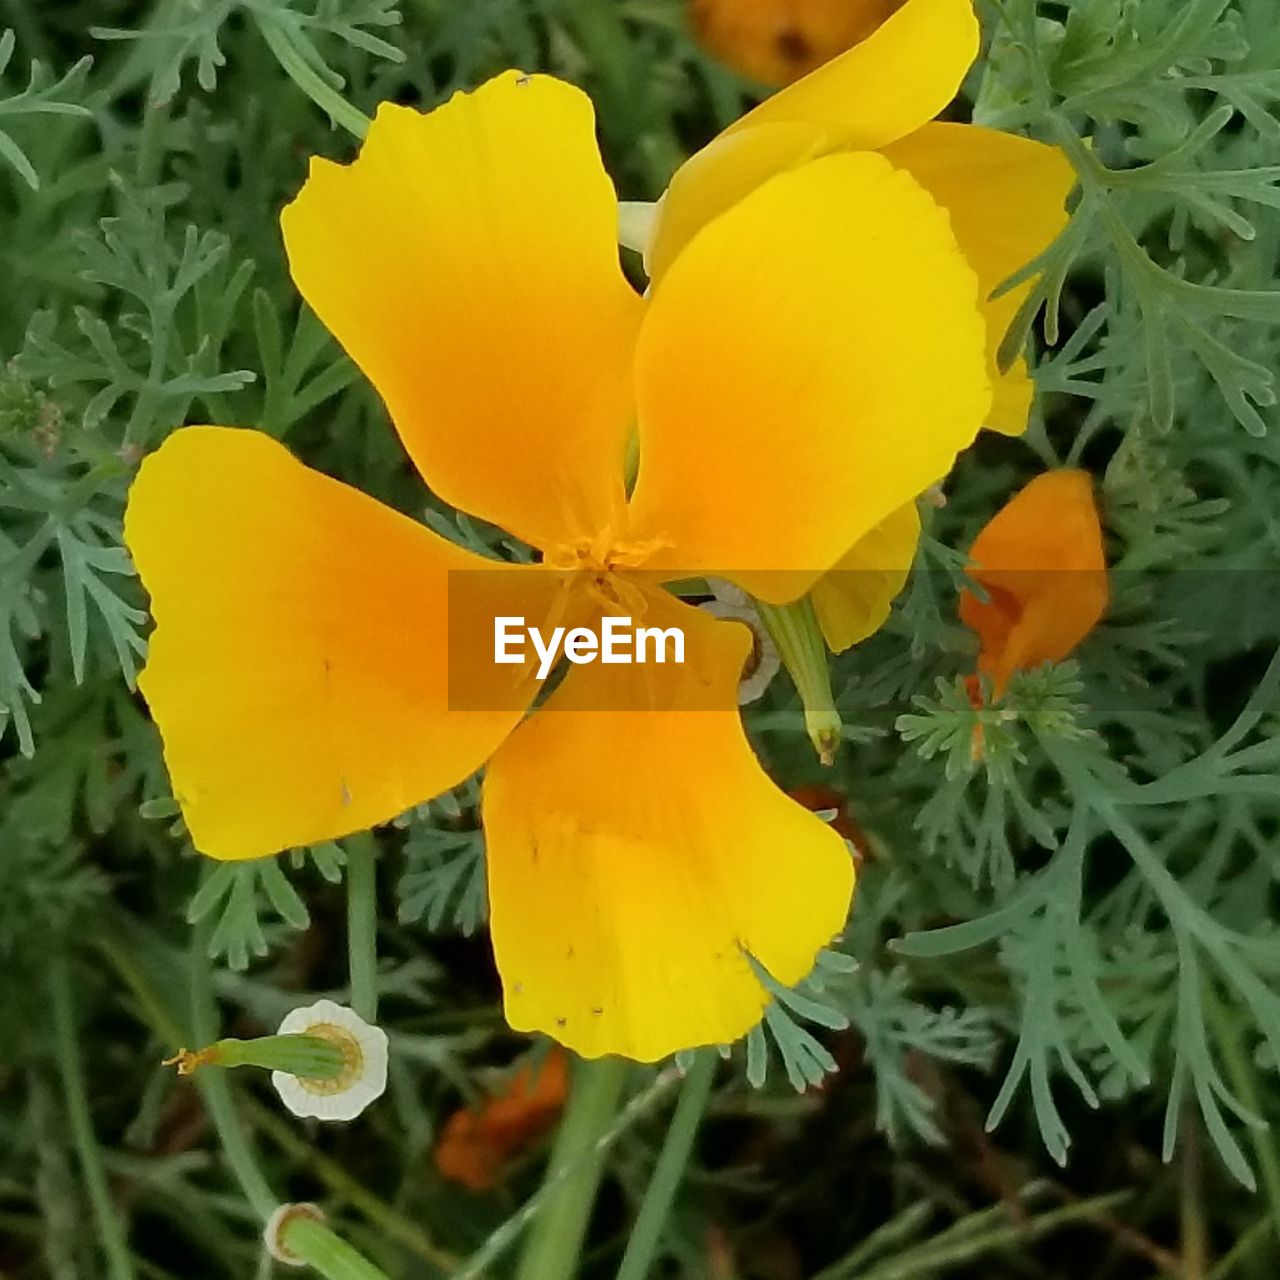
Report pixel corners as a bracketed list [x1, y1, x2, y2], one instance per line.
[730, 0, 977, 140]
[811, 503, 921, 653]
[628, 152, 990, 604]
[649, 0, 978, 278]
[647, 121, 828, 283]
[958, 469, 1108, 695]
[281, 74, 643, 552]
[124, 427, 543, 859]
[483, 590, 854, 1061]
[883, 124, 1076, 435]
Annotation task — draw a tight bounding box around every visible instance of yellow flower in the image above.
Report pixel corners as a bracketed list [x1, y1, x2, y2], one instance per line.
[689, 0, 906, 87]
[644, 0, 1078, 654]
[124, 72, 992, 1062]
[959, 469, 1108, 698]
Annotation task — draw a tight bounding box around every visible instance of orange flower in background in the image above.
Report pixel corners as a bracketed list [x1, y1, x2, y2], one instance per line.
[436, 1049, 569, 1191]
[690, 0, 905, 87]
[124, 71, 993, 1062]
[959, 470, 1108, 698]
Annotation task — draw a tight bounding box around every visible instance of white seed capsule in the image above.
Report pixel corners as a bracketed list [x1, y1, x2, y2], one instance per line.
[270, 999, 388, 1122]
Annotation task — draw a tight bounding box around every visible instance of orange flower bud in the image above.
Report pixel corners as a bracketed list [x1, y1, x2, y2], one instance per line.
[435, 1048, 569, 1191]
[959, 470, 1108, 699]
[689, 0, 906, 86]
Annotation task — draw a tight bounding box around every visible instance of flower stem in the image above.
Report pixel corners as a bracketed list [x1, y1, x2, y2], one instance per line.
[98, 922, 436, 1273]
[614, 1051, 717, 1280]
[188, 917, 396, 1279]
[48, 955, 138, 1280]
[283, 1215, 393, 1280]
[514, 1055, 631, 1280]
[756, 596, 842, 764]
[1205, 983, 1280, 1241]
[345, 833, 380, 1023]
[187, 917, 278, 1221]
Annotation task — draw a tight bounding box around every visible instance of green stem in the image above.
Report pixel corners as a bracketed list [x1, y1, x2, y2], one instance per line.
[345, 833, 379, 1023]
[187, 917, 278, 1221]
[1179, 1106, 1207, 1280]
[515, 1056, 631, 1280]
[283, 1217, 393, 1280]
[1205, 985, 1280, 1242]
[246, 1097, 461, 1272]
[96, 924, 442, 1273]
[188, 917, 394, 1280]
[756, 596, 842, 764]
[455, 1067, 683, 1280]
[614, 1052, 717, 1280]
[48, 955, 138, 1280]
[1205, 1214, 1275, 1280]
[202, 1034, 346, 1079]
[134, 97, 170, 187]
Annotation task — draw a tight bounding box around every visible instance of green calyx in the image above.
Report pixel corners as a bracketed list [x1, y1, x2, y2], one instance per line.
[755, 596, 842, 765]
[164, 1034, 347, 1081]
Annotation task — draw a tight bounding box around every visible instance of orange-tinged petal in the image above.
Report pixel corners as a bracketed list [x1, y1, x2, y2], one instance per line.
[810, 503, 920, 653]
[958, 469, 1108, 696]
[124, 427, 545, 859]
[883, 124, 1076, 436]
[482, 590, 854, 1061]
[649, 0, 978, 278]
[435, 1048, 569, 1191]
[281, 74, 643, 552]
[690, 0, 906, 88]
[629, 152, 989, 604]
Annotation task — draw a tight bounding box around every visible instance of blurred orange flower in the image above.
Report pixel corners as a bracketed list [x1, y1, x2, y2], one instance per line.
[435, 1049, 569, 1191]
[959, 470, 1108, 698]
[690, 0, 905, 86]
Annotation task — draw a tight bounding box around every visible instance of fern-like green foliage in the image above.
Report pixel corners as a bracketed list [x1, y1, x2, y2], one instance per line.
[3, 2, 1280, 1276]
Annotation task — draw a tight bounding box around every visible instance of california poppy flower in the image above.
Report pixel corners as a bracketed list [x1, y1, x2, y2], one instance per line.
[690, 0, 906, 87]
[650, 0, 1074, 436]
[959, 469, 1108, 698]
[435, 1048, 569, 1191]
[124, 71, 992, 1061]
[634, 0, 1077, 653]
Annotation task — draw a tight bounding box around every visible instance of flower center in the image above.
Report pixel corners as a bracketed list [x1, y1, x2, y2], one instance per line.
[295, 1022, 364, 1096]
[543, 530, 665, 576]
[543, 531, 669, 612]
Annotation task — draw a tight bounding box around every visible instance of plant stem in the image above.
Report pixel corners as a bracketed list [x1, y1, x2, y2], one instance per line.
[1205, 985, 1280, 1242]
[1179, 1106, 1207, 1280]
[97, 923, 444, 1273]
[614, 1051, 717, 1280]
[757, 596, 842, 764]
[514, 1055, 631, 1280]
[345, 833, 379, 1023]
[187, 917, 278, 1221]
[48, 955, 138, 1280]
[188, 916, 395, 1280]
[245, 1096, 461, 1272]
[283, 1216, 394, 1280]
[455, 1066, 683, 1280]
